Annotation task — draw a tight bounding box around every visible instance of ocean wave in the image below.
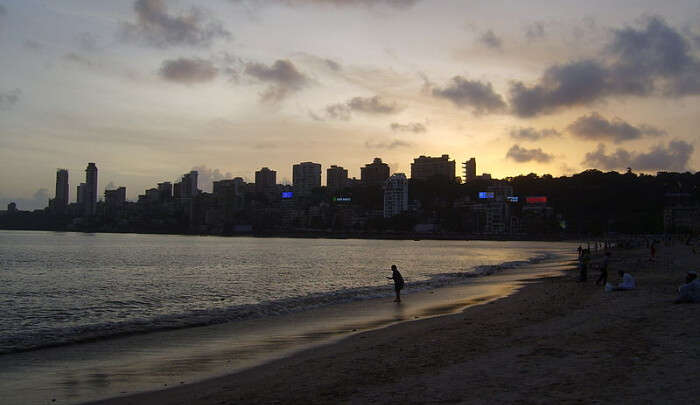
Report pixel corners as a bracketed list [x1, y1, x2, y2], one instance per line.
[0, 252, 563, 355]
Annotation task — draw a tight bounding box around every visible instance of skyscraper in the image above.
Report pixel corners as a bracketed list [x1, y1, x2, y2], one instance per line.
[292, 162, 321, 197]
[462, 158, 476, 182]
[180, 171, 198, 198]
[384, 173, 408, 218]
[326, 165, 348, 193]
[410, 154, 455, 180]
[84, 163, 97, 216]
[255, 167, 277, 195]
[360, 158, 390, 187]
[55, 169, 69, 212]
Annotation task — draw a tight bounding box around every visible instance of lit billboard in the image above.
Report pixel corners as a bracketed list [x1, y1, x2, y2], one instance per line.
[506, 196, 519, 203]
[526, 196, 547, 204]
[478, 192, 494, 199]
[333, 197, 351, 202]
[281, 191, 293, 199]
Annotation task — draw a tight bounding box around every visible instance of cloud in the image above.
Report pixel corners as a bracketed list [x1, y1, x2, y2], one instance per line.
[365, 139, 412, 150]
[64, 52, 95, 67]
[104, 181, 117, 191]
[0, 189, 49, 211]
[244, 59, 310, 103]
[479, 30, 502, 49]
[509, 60, 609, 117]
[0, 5, 6, 16]
[390, 122, 426, 133]
[509, 127, 560, 141]
[77, 32, 99, 52]
[23, 40, 43, 50]
[159, 57, 218, 84]
[191, 165, 232, 193]
[582, 141, 694, 172]
[0, 89, 21, 110]
[525, 22, 546, 41]
[567, 112, 666, 143]
[506, 145, 554, 163]
[323, 95, 401, 120]
[121, 0, 231, 48]
[231, 0, 420, 9]
[509, 17, 700, 117]
[432, 76, 506, 115]
[324, 58, 341, 71]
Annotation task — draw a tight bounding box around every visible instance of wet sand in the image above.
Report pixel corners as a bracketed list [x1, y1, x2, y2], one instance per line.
[91, 244, 700, 404]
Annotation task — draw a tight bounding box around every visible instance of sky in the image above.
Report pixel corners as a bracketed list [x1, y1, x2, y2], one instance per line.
[1, 0, 699, 209]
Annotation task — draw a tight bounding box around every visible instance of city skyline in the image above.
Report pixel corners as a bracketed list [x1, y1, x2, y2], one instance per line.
[1, 1, 699, 209]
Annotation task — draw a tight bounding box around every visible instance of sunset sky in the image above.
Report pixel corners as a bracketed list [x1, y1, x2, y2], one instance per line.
[1, 0, 699, 208]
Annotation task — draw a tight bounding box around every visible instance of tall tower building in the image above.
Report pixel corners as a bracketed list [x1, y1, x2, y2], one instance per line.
[410, 154, 455, 180]
[181, 171, 198, 198]
[360, 158, 390, 187]
[292, 162, 321, 197]
[462, 158, 476, 182]
[55, 169, 69, 212]
[255, 167, 277, 195]
[326, 165, 348, 193]
[384, 173, 409, 218]
[84, 163, 98, 216]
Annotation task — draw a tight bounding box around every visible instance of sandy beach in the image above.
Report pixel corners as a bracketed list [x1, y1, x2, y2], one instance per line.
[88, 243, 699, 404]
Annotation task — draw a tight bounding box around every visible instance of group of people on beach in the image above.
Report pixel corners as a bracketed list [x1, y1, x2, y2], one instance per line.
[576, 243, 700, 302]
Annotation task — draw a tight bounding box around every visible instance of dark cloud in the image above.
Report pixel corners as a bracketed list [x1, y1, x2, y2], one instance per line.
[244, 59, 310, 103]
[510, 17, 700, 117]
[390, 122, 426, 133]
[324, 59, 341, 71]
[525, 22, 546, 40]
[348, 96, 401, 114]
[121, 0, 231, 48]
[479, 30, 502, 49]
[509, 60, 609, 117]
[232, 0, 420, 9]
[308, 110, 325, 121]
[0, 89, 21, 110]
[323, 96, 401, 120]
[325, 103, 351, 120]
[506, 145, 554, 163]
[432, 76, 507, 114]
[365, 139, 412, 150]
[509, 127, 560, 141]
[583, 141, 694, 172]
[567, 112, 666, 143]
[64, 52, 95, 67]
[159, 57, 218, 83]
[191, 165, 232, 193]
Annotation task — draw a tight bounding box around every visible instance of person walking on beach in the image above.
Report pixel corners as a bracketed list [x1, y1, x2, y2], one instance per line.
[596, 251, 611, 286]
[578, 249, 590, 282]
[387, 265, 405, 302]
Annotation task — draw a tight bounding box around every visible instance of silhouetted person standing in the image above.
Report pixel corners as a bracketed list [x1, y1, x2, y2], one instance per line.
[596, 251, 611, 286]
[387, 265, 405, 302]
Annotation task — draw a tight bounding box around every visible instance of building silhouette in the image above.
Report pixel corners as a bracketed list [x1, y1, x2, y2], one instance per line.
[411, 154, 455, 181]
[462, 158, 476, 182]
[54, 169, 69, 212]
[105, 186, 126, 207]
[361, 158, 390, 187]
[82, 163, 98, 216]
[292, 162, 321, 197]
[326, 165, 348, 193]
[255, 167, 277, 195]
[157, 182, 173, 202]
[178, 171, 198, 199]
[384, 173, 408, 218]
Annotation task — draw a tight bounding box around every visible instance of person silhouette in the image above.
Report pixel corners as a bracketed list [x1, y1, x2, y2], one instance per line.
[387, 265, 405, 302]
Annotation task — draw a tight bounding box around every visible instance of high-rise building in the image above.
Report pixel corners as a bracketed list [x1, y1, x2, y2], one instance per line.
[255, 167, 277, 195]
[384, 173, 409, 218]
[180, 171, 198, 198]
[361, 158, 390, 187]
[410, 154, 455, 181]
[77, 183, 85, 205]
[292, 162, 321, 197]
[105, 186, 126, 206]
[462, 158, 476, 182]
[55, 169, 69, 212]
[157, 182, 173, 202]
[326, 165, 348, 193]
[84, 163, 98, 216]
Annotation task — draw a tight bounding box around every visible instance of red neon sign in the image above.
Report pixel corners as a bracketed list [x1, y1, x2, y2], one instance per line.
[526, 196, 547, 204]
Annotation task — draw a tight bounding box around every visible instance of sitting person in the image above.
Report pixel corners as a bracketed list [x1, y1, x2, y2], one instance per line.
[675, 271, 700, 303]
[611, 270, 636, 291]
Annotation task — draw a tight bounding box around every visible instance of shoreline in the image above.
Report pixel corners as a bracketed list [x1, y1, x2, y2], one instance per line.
[90, 244, 699, 404]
